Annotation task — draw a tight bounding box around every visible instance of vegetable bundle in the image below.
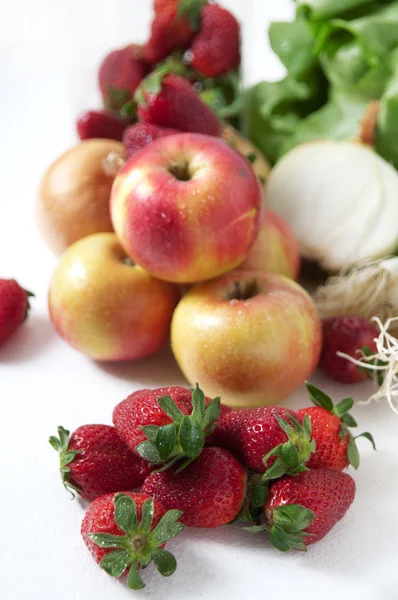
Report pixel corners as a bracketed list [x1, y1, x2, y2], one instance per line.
[246, 0, 398, 166]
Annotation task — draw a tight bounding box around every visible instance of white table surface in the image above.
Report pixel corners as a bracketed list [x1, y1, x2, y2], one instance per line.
[1, 1, 397, 599]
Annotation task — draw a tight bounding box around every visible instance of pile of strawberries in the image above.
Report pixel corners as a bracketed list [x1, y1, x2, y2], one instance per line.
[50, 383, 375, 590]
[77, 0, 241, 146]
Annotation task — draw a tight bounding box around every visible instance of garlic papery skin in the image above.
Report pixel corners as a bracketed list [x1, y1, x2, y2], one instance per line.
[337, 317, 398, 415]
[266, 140, 398, 271]
[316, 257, 398, 335]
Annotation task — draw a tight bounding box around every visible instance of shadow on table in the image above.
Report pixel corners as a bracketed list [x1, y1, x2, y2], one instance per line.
[0, 313, 55, 363]
[97, 343, 188, 388]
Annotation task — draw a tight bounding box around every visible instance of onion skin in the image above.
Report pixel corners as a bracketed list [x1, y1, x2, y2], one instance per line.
[266, 140, 398, 272]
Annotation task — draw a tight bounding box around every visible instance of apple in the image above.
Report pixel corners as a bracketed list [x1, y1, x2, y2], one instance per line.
[49, 233, 179, 361]
[171, 270, 322, 408]
[38, 139, 125, 254]
[220, 125, 271, 188]
[111, 132, 262, 283]
[241, 209, 301, 279]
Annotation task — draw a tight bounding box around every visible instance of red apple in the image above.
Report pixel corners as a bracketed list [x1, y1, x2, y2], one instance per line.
[49, 233, 179, 361]
[171, 270, 322, 407]
[241, 209, 301, 279]
[111, 133, 262, 283]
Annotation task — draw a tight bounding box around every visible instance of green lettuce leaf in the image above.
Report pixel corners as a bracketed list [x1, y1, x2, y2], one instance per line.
[376, 48, 398, 167]
[295, 0, 383, 20]
[245, 0, 398, 164]
[279, 89, 369, 157]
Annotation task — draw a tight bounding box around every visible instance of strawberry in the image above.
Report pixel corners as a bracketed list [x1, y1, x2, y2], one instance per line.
[188, 4, 241, 78]
[0, 279, 33, 347]
[113, 385, 225, 470]
[136, 72, 221, 136]
[76, 110, 129, 141]
[143, 0, 207, 65]
[319, 316, 379, 384]
[210, 406, 314, 477]
[123, 123, 179, 158]
[255, 468, 356, 549]
[297, 383, 376, 471]
[98, 45, 148, 110]
[142, 447, 247, 527]
[49, 425, 151, 499]
[81, 492, 184, 589]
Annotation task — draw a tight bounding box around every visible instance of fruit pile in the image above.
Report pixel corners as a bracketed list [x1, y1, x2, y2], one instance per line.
[32, 0, 326, 409]
[50, 384, 375, 590]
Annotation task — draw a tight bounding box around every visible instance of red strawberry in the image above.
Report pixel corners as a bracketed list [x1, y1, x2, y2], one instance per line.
[76, 110, 129, 141]
[261, 468, 356, 549]
[123, 123, 179, 158]
[81, 492, 184, 589]
[0, 279, 33, 347]
[297, 383, 376, 471]
[319, 316, 379, 384]
[113, 385, 225, 470]
[136, 72, 221, 136]
[99, 45, 148, 110]
[49, 425, 151, 500]
[210, 406, 314, 476]
[142, 447, 246, 527]
[188, 4, 240, 77]
[143, 0, 206, 65]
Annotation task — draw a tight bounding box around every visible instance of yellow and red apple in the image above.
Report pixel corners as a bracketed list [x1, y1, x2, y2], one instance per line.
[171, 270, 322, 407]
[49, 233, 179, 361]
[111, 133, 262, 283]
[241, 209, 301, 279]
[38, 139, 126, 254]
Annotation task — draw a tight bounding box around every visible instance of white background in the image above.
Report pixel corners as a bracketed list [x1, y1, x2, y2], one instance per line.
[1, 1, 397, 599]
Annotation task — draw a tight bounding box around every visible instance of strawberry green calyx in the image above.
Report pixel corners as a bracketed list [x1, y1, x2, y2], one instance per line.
[90, 494, 185, 590]
[136, 385, 220, 471]
[261, 414, 316, 481]
[178, 0, 208, 31]
[134, 62, 174, 107]
[239, 474, 269, 523]
[23, 288, 35, 320]
[49, 426, 81, 498]
[305, 383, 376, 469]
[245, 504, 315, 552]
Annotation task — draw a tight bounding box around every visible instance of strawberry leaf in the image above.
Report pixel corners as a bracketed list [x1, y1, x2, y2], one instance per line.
[152, 549, 177, 577]
[355, 431, 376, 450]
[202, 397, 221, 434]
[89, 533, 128, 549]
[270, 525, 308, 552]
[333, 397, 354, 418]
[341, 413, 358, 428]
[136, 440, 162, 464]
[157, 396, 184, 421]
[139, 498, 155, 532]
[151, 510, 185, 546]
[347, 437, 360, 469]
[49, 426, 82, 498]
[127, 561, 145, 590]
[114, 493, 138, 535]
[305, 382, 334, 411]
[272, 505, 314, 533]
[156, 423, 177, 461]
[100, 550, 132, 577]
[179, 416, 204, 458]
[140, 425, 159, 444]
[177, 0, 208, 31]
[191, 384, 206, 419]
